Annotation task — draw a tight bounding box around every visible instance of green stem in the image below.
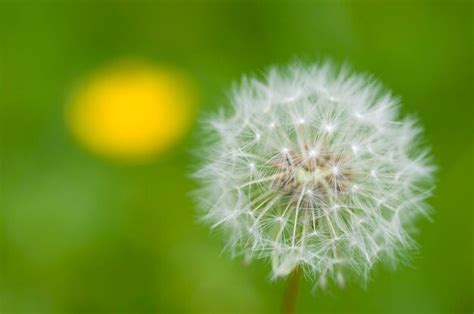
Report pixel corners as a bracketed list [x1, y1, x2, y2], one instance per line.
[282, 268, 301, 314]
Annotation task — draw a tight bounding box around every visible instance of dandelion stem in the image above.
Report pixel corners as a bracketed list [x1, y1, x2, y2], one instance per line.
[282, 267, 301, 314]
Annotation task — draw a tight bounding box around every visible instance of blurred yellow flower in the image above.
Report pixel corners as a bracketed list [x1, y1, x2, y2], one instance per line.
[67, 61, 197, 162]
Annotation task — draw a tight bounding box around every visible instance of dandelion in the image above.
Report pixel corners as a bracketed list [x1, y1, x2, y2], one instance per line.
[67, 60, 197, 162]
[195, 62, 434, 308]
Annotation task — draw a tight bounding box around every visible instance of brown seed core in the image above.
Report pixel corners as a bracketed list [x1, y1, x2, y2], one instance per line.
[272, 148, 352, 200]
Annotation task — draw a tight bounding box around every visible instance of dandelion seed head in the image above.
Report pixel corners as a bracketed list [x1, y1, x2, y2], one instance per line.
[195, 62, 434, 288]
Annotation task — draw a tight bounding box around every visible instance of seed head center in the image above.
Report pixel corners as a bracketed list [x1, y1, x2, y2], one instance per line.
[272, 149, 351, 197]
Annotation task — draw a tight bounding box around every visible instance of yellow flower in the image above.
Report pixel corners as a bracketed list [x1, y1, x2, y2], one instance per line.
[67, 61, 197, 162]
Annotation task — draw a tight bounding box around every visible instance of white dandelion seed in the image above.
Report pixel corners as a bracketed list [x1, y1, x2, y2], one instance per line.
[194, 62, 435, 288]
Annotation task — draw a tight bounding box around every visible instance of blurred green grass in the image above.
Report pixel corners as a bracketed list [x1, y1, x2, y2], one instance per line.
[0, 0, 472, 313]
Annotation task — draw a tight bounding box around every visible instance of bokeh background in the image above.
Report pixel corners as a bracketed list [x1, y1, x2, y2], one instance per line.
[1, 0, 472, 313]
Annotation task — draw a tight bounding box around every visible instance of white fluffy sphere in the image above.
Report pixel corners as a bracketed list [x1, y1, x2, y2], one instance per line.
[195, 63, 434, 287]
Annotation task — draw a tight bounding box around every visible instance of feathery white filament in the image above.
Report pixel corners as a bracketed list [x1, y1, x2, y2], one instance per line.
[195, 62, 434, 287]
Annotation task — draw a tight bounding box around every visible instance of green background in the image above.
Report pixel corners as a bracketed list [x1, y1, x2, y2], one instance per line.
[1, 0, 472, 313]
